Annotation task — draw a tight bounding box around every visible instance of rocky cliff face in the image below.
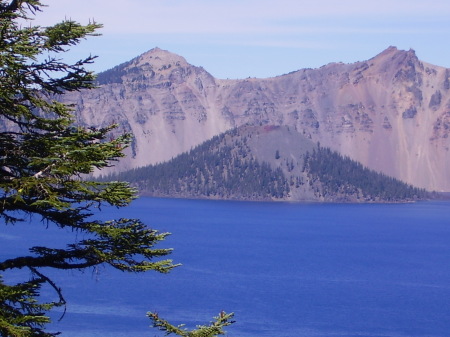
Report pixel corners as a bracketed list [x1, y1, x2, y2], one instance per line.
[62, 46, 450, 191]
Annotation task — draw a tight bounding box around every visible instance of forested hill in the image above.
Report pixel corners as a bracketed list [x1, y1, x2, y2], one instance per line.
[102, 125, 429, 202]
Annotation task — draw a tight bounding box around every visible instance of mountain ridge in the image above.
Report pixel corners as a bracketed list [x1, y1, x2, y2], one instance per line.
[62, 46, 450, 191]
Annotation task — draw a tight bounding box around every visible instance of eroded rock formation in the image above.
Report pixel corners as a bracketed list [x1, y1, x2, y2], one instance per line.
[62, 46, 450, 191]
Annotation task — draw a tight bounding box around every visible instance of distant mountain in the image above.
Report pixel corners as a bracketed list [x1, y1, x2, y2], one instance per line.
[102, 125, 428, 202]
[61, 46, 450, 192]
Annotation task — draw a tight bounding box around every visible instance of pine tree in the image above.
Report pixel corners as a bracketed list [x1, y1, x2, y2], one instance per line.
[0, 1, 178, 336]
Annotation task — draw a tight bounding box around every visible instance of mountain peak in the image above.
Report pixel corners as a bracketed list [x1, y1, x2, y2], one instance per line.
[136, 47, 190, 69]
[96, 47, 195, 85]
[371, 46, 417, 62]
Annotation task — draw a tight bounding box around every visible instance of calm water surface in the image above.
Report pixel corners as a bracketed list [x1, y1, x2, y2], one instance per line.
[2, 198, 450, 337]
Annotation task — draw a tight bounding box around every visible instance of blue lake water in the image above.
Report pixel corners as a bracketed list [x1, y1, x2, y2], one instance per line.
[2, 198, 450, 337]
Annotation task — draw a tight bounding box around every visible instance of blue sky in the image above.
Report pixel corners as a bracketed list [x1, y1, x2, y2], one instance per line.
[35, 0, 450, 79]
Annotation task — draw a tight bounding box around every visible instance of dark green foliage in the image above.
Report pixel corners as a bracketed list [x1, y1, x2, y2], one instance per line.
[305, 146, 429, 201]
[148, 311, 235, 337]
[102, 125, 428, 203]
[0, 273, 59, 337]
[0, 2, 176, 336]
[104, 131, 290, 200]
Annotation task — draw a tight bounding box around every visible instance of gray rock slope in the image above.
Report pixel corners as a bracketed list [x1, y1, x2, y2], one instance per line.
[62, 46, 450, 191]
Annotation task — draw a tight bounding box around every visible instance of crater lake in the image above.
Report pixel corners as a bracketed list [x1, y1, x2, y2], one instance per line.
[2, 198, 450, 337]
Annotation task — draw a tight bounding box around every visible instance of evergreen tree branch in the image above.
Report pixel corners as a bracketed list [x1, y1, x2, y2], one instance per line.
[0, 2, 179, 335]
[148, 311, 235, 337]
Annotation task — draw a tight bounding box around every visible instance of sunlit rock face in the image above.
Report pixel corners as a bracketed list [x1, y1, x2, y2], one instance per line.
[63, 46, 450, 191]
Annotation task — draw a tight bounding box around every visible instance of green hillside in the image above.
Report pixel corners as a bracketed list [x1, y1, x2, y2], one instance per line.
[304, 146, 429, 201]
[102, 126, 429, 202]
[104, 129, 289, 200]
